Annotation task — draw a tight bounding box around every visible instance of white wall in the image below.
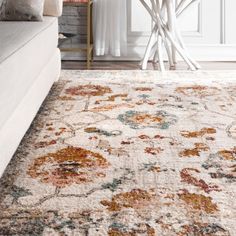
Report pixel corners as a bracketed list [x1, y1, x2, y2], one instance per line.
[125, 0, 236, 61]
[61, 0, 236, 61]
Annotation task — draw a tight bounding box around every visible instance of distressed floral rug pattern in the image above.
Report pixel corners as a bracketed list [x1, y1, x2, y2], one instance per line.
[0, 71, 236, 235]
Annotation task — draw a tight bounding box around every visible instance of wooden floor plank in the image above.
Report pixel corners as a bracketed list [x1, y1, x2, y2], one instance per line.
[62, 61, 236, 70]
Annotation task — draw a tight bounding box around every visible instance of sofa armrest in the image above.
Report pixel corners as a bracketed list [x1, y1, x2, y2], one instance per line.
[44, 0, 63, 17]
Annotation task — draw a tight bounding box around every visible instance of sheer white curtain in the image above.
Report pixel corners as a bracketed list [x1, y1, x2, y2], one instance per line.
[93, 0, 127, 57]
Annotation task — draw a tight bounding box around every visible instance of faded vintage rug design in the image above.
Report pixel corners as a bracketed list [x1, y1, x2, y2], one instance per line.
[0, 71, 236, 235]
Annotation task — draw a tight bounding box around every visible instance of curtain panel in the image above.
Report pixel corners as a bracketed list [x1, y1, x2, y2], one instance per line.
[93, 0, 127, 57]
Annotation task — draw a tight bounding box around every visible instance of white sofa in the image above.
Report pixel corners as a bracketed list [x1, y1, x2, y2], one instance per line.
[0, 0, 63, 177]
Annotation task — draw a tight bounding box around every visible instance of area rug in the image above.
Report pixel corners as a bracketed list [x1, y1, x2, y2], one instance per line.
[0, 70, 236, 235]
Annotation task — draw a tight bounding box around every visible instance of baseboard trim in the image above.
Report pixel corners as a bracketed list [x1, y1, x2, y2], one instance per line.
[62, 44, 236, 61]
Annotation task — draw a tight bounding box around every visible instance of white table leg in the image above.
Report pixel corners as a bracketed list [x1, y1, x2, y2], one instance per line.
[139, 0, 201, 71]
[140, 25, 158, 70]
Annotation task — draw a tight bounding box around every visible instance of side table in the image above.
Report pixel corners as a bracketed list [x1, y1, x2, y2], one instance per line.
[59, 0, 93, 69]
[139, 0, 201, 71]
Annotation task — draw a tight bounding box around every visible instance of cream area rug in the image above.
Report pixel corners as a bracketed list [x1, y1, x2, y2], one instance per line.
[0, 70, 236, 235]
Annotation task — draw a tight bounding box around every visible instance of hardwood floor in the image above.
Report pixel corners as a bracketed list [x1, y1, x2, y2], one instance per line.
[62, 60, 236, 70]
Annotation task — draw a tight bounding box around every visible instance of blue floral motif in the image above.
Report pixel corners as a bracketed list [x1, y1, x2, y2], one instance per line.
[118, 110, 178, 129]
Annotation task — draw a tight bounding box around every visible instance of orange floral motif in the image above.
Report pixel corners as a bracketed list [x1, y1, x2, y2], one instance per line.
[96, 140, 129, 157]
[181, 128, 216, 138]
[135, 87, 153, 92]
[101, 189, 156, 211]
[65, 84, 112, 97]
[149, 166, 161, 172]
[178, 222, 229, 236]
[180, 168, 220, 193]
[136, 101, 156, 106]
[139, 135, 150, 140]
[59, 96, 75, 101]
[95, 94, 128, 104]
[108, 224, 155, 236]
[231, 164, 236, 173]
[218, 148, 236, 160]
[179, 143, 209, 157]
[28, 147, 110, 187]
[91, 103, 134, 112]
[145, 147, 163, 155]
[44, 124, 70, 137]
[121, 141, 133, 145]
[55, 127, 67, 136]
[34, 140, 57, 149]
[84, 127, 121, 137]
[203, 148, 236, 182]
[178, 190, 218, 214]
[154, 134, 165, 139]
[132, 114, 163, 124]
[175, 85, 220, 97]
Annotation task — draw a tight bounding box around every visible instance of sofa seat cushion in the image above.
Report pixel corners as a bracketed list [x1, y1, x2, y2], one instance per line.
[0, 17, 59, 131]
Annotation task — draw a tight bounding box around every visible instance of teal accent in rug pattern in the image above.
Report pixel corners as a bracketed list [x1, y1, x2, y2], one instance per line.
[0, 71, 236, 235]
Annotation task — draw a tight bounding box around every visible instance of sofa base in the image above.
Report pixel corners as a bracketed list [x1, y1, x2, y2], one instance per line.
[0, 49, 61, 177]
